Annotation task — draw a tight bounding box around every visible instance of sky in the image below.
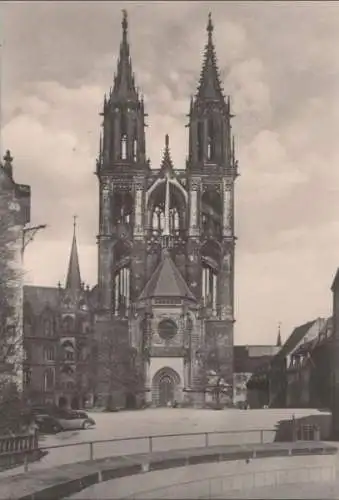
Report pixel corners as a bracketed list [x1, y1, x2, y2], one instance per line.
[1, 0, 339, 345]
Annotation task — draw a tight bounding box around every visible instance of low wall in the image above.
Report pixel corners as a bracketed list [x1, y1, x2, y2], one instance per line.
[1, 441, 337, 500]
[119, 456, 335, 499]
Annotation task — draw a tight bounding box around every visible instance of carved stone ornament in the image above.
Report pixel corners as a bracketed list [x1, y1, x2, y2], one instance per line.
[191, 178, 201, 191]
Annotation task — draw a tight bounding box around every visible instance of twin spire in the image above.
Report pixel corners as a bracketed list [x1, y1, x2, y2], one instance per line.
[112, 10, 224, 105]
[195, 12, 225, 103]
[112, 9, 138, 101]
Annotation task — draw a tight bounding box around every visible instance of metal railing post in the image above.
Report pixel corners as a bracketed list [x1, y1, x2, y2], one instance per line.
[148, 436, 153, 453]
[205, 432, 209, 447]
[89, 442, 94, 461]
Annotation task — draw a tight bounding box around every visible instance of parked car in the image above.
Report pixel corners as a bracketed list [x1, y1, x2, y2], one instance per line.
[35, 414, 63, 434]
[55, 410, 96, 431]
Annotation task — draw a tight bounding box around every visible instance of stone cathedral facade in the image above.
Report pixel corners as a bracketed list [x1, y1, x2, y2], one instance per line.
[94, 11, 238, 408]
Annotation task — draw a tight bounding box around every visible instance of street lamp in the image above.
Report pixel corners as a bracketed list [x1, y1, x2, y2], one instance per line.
[21, 224, 47, 260]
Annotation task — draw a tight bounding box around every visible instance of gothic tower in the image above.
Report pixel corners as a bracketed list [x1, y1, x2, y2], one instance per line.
[96, 10, 149, 316]
[95, 11, 238, 409]
[185, 13, 238, 400]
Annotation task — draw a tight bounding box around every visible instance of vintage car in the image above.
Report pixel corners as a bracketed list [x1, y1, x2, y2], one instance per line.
[55, 410, 96, 430]
[34, 414, 63, 434]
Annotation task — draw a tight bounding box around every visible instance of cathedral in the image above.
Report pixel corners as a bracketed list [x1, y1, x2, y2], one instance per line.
[22, 11, 238, 409]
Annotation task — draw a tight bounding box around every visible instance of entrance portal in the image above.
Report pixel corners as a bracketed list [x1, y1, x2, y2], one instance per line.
[159, 375, 175, 406]
[152, 367, 181, 407]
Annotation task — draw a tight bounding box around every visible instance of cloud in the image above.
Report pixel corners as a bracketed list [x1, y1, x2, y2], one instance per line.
[2, 2, 339, 345]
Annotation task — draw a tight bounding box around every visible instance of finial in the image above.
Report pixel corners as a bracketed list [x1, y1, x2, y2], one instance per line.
[73, 215, 78, 234]
[165, 134, 169, 149]
[4, 150, 13, 164]
[122, 9, 128, 38]
[3, 150, 13, 178]
[207, 12, 214, 40]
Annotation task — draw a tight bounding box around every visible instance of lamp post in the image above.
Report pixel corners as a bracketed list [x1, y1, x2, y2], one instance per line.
[17, 224, 47, 392]
[21, 224, 47, 260]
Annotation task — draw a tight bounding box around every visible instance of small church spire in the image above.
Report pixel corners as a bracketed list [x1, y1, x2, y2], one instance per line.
[112, 10, 137, 100]
[65, 216, 82, 291]
[277, 322, 282, 347]
[160, 133, 174, 172]
[195, 12, 224, 103]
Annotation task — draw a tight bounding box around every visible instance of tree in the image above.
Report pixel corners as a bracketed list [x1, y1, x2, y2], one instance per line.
[0, 190, 25, 434]
[197, 343, 233, 409]
[96, 320, 145, 410]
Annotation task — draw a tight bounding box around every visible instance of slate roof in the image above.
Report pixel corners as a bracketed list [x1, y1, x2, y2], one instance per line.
[274, 319, 318, 361]
[233, 345, 276, 374]
[139, 250, 196, 301]
[24, 285, 59, 316]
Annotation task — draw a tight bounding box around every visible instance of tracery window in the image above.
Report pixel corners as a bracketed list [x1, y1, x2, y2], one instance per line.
[113, 266, 130, 317]
[202, 265, 217, 312]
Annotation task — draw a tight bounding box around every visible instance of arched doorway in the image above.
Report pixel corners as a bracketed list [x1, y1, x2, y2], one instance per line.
[152, 367, 181, 407]
[159, 375, 175, 406]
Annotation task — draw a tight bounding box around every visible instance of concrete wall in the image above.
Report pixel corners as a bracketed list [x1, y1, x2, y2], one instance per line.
[76, 454, 336, 499]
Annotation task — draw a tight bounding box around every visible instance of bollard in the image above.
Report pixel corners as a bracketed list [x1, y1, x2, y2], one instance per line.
[205, 432, 209, 447]
[89, 442, 94, 461]
[148, 436, 153, 453]
[24, 454, 28, 473]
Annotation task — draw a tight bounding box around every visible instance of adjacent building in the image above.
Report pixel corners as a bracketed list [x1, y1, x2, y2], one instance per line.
[247, 318, 328, 409]
[0, 150, 31, 390]
[23, 223, 94, 409]
[234, 344, 280, 408]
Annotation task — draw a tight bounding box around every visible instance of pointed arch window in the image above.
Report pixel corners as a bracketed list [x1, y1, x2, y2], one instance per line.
[197, 121, 204, 161]
[207, 119, 215, 161]
[113, 266, 130, 317]
[202, 265, 218, 314]
[121, 134, 127, 160]
[133, 120, 138, 162]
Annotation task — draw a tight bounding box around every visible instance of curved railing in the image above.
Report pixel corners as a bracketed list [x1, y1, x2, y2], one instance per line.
[6, 427, 277, 473]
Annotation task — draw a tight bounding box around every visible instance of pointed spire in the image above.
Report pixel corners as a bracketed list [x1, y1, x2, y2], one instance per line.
[65, 216, 82, 292]
[277, 322, 282, 347]
[160, 133, 174, 172]
[195, 12, 225, 103]
[112, 10, 138, 101]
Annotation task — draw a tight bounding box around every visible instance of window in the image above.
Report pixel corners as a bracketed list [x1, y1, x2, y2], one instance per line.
[44, 346, 55, 361]
[158, 319, 177, 340]
[62, 316, 74, 332]
[207, 119, 215, 161]
[65, 350, 74, 361]
[43, 318, 53, 336]
[121, 134, 127, 160]
[133, 139, 137, 161]
[43, 368, 54, 391]
[202, 265, 217, 312]
[113, 266, 130, 316]
[197, 121, 204, 161]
